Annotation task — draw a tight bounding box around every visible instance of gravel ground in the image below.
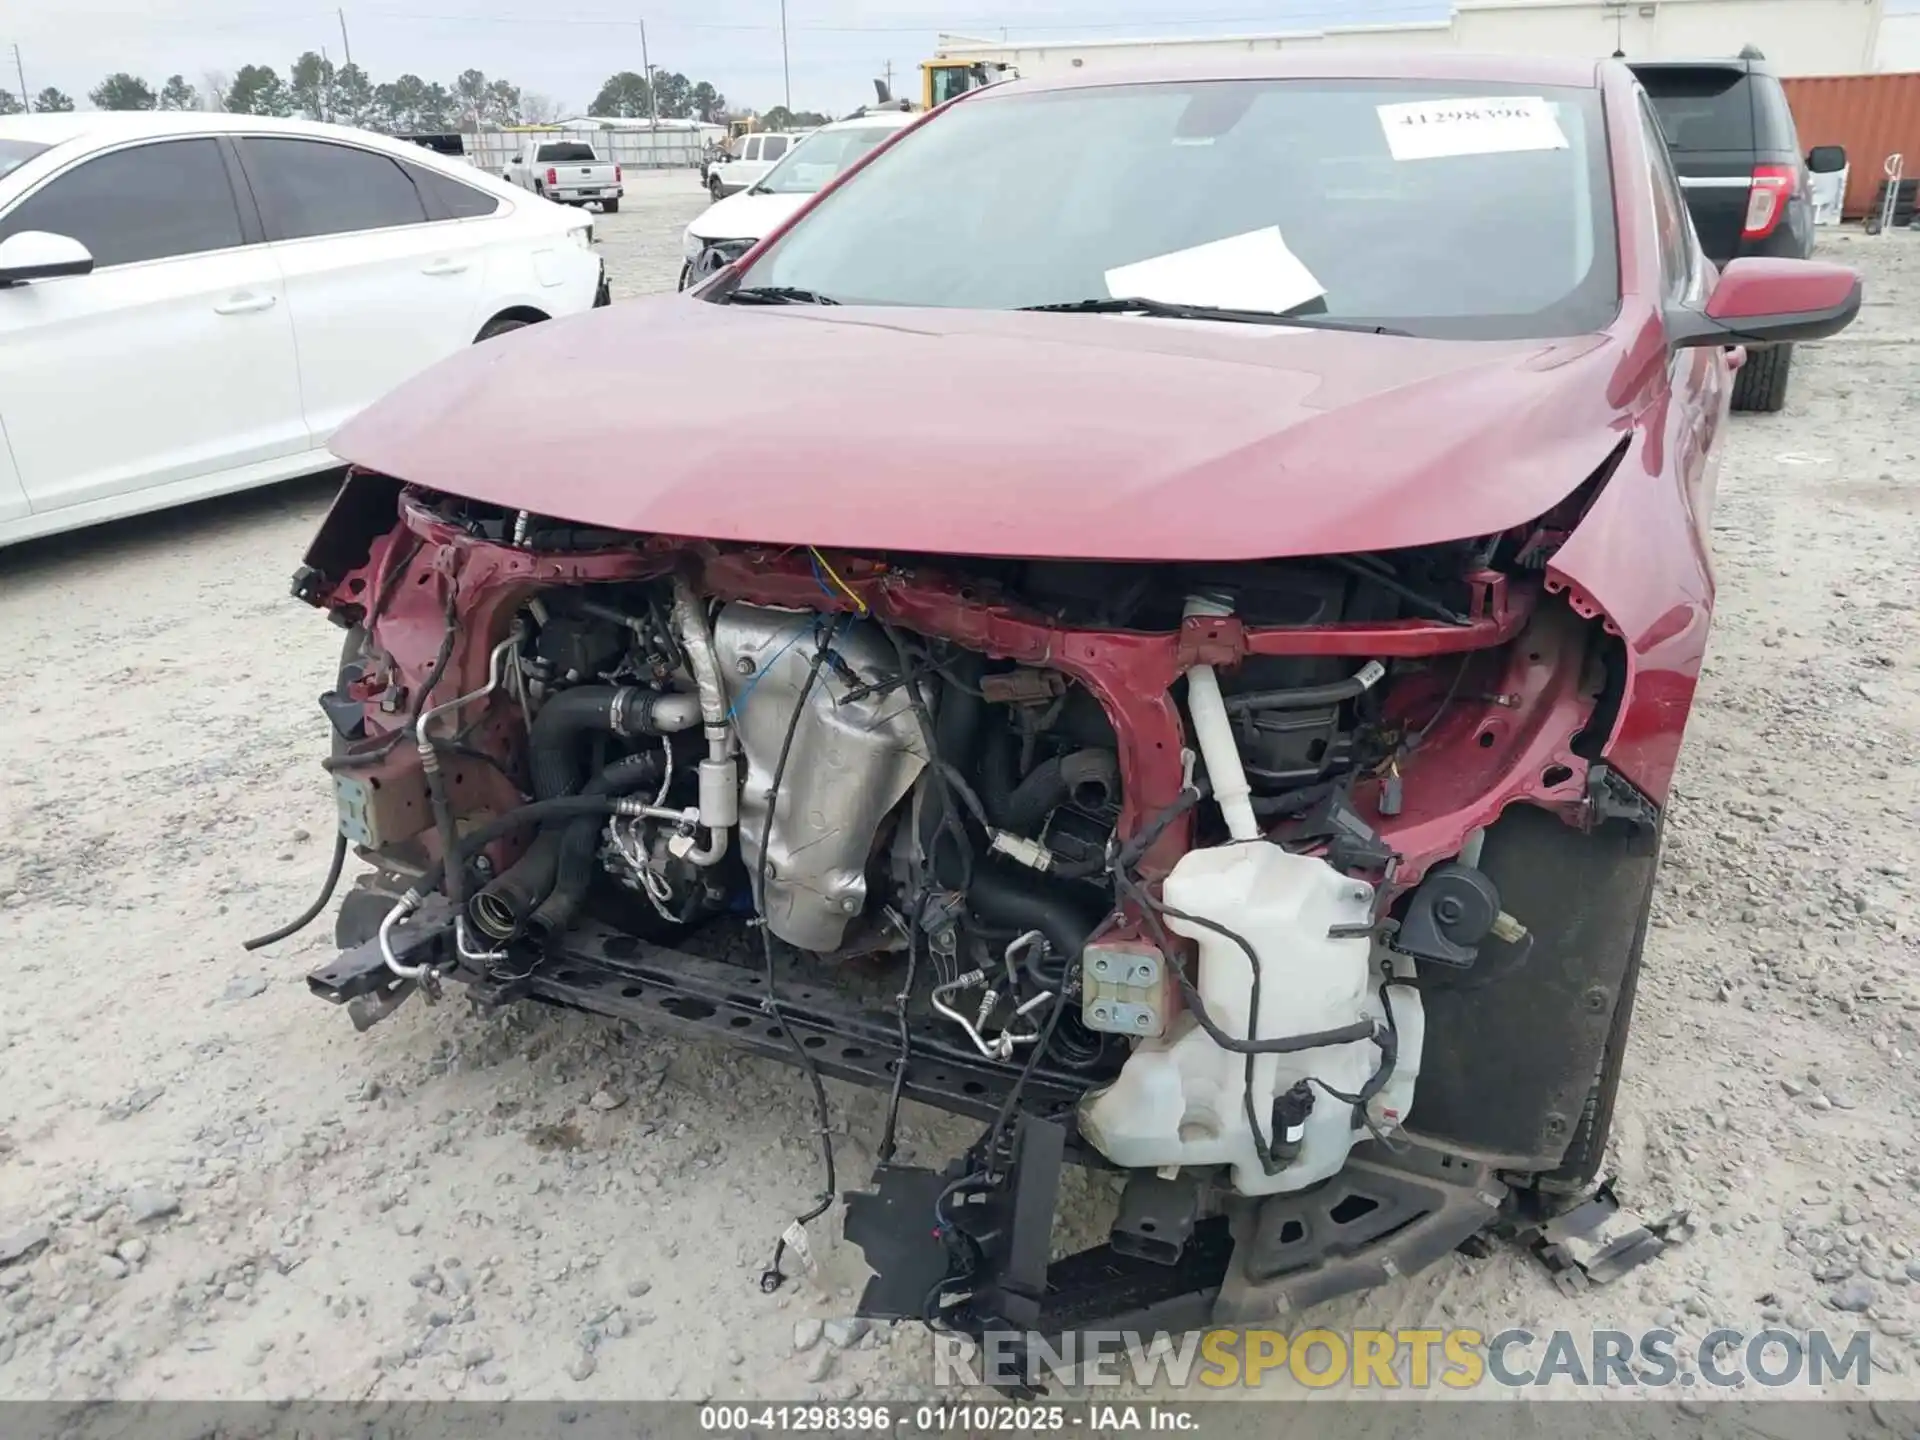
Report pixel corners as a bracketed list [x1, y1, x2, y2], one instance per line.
[1, 183, 1917, 1407]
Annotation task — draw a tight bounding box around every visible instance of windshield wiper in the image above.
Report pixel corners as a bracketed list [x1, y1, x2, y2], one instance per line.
[1018, 295, 1407, 335]
[725, 285, 840, 306]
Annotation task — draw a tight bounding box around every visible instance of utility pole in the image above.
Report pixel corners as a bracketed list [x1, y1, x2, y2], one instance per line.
[11, 44, 26, 112]
[639, 17, 659, 129]
[882, 59, 894, 96]
[337, 8, 354, 68]
[779, 0, 791, 111]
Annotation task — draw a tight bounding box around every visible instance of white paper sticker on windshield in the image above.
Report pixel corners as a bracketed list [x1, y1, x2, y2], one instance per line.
[1376, 96, 1568, 161]
[1103, 227, 1325, 316]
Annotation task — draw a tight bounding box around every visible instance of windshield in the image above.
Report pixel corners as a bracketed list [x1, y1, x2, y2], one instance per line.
[734, 79, 1619, 340]
[755, 124, 901, 195]
[0, 139, 49, 183]
[536, 143, 597, 163]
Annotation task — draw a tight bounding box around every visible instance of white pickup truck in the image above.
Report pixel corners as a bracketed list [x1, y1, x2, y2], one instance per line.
[505, 141, 623, 213]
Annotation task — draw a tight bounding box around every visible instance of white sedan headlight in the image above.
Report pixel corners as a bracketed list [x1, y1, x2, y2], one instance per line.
[683, 228, 703, 261]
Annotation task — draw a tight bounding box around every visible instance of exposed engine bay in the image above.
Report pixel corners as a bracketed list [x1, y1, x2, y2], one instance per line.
[290, 475, 1662, 1348]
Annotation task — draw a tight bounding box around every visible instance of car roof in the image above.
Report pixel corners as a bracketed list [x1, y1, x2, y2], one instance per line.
[0, 110, 444, 152]
[1626, 57, 1774, 78]
[993, 50, 1605, 94]
[819, 110, 918, 132]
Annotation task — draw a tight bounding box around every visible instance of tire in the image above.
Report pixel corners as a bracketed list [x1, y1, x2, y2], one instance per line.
[601, 198, 620, 214]
[677, 262, 692, 292]
[1731, 342, 1792, 413]
[475, 315, 534, 343]
[708, 175, 724, 199]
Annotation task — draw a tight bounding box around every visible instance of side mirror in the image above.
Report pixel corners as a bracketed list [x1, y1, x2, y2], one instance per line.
[0, 231, 95, 288]
[1668, 257, 1861, 349]
[1806, 144, 1848, 175]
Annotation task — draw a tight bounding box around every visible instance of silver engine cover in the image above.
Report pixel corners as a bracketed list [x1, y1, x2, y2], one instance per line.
[714, 603, 931, 952]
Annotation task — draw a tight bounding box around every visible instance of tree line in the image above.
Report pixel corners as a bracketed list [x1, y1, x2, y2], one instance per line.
[1, 58, 742, 131]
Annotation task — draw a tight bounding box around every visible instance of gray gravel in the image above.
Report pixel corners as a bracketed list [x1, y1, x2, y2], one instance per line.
[0, 195, 1916, 1404]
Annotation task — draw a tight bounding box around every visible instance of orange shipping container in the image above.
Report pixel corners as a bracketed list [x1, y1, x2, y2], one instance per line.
[1782, 72, 1920, 219]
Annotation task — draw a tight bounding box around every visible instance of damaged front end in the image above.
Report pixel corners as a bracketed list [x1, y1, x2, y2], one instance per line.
[285, 469, 1668, 1352]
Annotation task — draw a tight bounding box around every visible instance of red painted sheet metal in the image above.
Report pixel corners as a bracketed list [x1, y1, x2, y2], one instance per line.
[1783, 72, 1920, 217]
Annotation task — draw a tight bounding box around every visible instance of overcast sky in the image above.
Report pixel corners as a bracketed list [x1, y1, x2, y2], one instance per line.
[8, 1, 1458, 116]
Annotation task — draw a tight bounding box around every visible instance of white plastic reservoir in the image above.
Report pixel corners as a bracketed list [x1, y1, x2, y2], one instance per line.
[1079, 841, 1421, 1196]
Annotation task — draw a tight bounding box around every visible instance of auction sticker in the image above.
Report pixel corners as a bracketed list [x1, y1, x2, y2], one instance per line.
[1376, 95, 1568, 161]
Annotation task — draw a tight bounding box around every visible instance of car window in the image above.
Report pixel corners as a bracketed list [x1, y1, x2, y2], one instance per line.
[0, 138, 244, 268]
[762, 136, 789, 162]
[1638, 67, 1754, 152]
[739, 79, 1620, 342]
[405, 161, 503, 218]
[744, 137, 762, 162]
[240, 137, 428, 241]
[1638, 97, 1697, 305]
[0, 139, 48, 183]
[1750, 75, 1802, 154]
[756, 125, 899, 195]
[535, 143, 597, 163]
[930, 67, 973, 107]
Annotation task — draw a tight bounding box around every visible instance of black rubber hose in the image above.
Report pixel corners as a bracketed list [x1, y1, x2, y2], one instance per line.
[469, 830, 563, 939]
[978, 726, 1018, 828]
[425, 759, 466, 915]
[916, 651, 985, 889]
[1222, 667, 1382, 715]
[967, 862, 1106, 972]
[417, 795, 654, 898]
[526, 687, 677, 801]
[1003, 748, 1118, 835]
[1251, 777, 1344, 818]
[527, 751, 666, 939]
[243, 831, 348, 951]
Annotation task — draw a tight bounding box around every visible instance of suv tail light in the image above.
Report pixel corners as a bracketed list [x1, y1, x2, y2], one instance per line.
[614, 165, 623, 183]
[545, 167, 558, 187]
[1743, 163, 1795, 240]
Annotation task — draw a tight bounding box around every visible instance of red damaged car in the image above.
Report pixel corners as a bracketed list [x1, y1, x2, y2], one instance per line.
[279, 55, 1858, 1350]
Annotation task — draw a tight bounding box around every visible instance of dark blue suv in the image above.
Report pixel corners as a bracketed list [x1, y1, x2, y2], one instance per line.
[1632, 53, 1847, 412]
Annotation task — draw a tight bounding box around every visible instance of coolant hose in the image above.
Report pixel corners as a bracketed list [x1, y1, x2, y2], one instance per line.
[1001, 748, 1119, 836]
[527, 686, 698, 801]
[917, 650, 985, 890]
[469, 830, 563, 939]
[979, 726, 1018, 828]
[968, 862, 1106, 975]
[1221, 662, 1386, 715]
[527, 752, 667, 940]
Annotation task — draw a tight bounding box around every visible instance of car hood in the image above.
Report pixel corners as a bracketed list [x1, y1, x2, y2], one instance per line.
[688, 190, 811, 244]
[331, 299, 1632, 562]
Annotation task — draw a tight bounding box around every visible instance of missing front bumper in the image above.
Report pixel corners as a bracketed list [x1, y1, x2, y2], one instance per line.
[304, 922, 1509, 1340]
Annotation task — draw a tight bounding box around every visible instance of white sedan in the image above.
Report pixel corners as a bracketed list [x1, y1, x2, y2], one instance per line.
[0, 112, 608, 549]
[681, 110, 917, 289]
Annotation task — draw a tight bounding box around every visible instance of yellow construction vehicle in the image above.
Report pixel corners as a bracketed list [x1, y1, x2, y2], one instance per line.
[920, 59, 1016, 110]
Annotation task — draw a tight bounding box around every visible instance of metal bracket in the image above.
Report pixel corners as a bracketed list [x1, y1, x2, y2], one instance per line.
[1520, 1178, 1694, 1296]
[1586, 763, 1660, 834]
[1175, 612, 1247, 669]
[1111, 1172, 1201, 1266]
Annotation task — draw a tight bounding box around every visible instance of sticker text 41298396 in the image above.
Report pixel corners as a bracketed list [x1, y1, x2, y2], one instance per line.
[1375, 96, 1570, 162]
